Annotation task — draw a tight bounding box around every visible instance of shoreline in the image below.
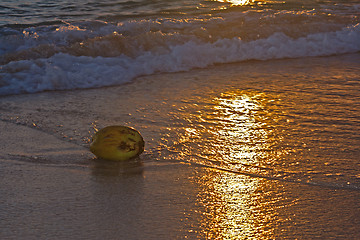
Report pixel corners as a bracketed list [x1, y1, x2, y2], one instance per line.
[1, 54, 360, 239]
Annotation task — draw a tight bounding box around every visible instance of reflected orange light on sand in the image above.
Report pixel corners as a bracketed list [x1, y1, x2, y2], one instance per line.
[179, 90, 287, 238]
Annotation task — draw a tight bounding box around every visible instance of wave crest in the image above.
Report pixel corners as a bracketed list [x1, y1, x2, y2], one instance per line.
[0, 13, 359, 95]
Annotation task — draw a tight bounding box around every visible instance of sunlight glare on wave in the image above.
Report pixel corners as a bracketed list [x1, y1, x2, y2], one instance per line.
[214, 0, 252, 6]
[190, 90, 287, 238]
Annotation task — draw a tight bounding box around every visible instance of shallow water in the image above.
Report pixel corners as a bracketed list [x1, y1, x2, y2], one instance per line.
[1, 54, 359, 239]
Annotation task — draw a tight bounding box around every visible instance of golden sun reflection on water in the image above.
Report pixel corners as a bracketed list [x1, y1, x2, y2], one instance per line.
[175, 90, 286, 168]
[213, 93, 268, 164]
[175, 90, 287, 238]
[196, 170, 260, 238]
[214, 0, 252, 6]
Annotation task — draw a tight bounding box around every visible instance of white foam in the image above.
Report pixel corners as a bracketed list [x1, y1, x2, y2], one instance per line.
[1, 23, 359, 95]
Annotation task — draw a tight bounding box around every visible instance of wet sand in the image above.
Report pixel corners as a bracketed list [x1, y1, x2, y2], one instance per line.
[1, 54, 360, 239]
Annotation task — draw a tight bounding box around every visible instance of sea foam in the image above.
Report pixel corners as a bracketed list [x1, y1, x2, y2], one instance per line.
[0, 19, 359, 95]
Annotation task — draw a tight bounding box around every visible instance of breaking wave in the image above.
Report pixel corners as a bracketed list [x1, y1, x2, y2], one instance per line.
[1, 8, 359, 95]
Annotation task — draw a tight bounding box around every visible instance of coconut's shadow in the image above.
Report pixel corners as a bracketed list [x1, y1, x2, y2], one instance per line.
[90, 157, 144, 177]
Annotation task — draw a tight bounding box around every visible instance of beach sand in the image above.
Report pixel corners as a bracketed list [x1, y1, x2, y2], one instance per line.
[1, 54, 360, 239]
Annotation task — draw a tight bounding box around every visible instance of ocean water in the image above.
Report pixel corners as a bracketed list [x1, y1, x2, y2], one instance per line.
[1, 1, 360, 239]
[0, 0, 359, 95]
